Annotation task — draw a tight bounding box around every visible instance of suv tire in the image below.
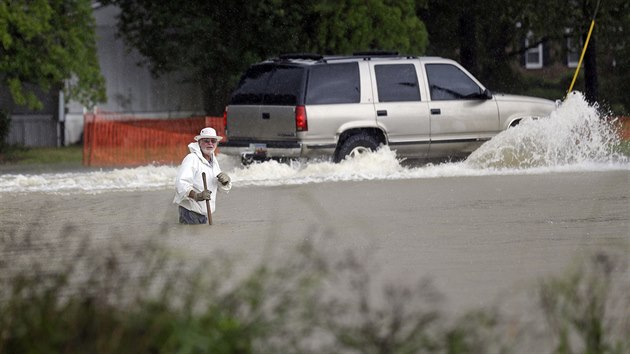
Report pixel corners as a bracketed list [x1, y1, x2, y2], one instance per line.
[334, 132, 380, 162]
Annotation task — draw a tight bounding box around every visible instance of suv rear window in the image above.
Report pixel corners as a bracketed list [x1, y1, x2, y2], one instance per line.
[306, 63, 360, 104]
[230, 64, 274, 105]
[230, 64, 305, 105]
[263, 65, 305, 105]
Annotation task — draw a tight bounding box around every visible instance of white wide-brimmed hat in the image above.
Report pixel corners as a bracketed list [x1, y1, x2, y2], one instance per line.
[194, 127, 223, 141]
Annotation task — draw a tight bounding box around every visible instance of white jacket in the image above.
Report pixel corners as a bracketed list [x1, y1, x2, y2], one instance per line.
[173, 142, 232, 215]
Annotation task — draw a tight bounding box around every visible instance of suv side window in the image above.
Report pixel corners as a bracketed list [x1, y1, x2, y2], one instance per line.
[230, 64, 274, 105]
[426, 64, 482, 100]
[374, 64, 420, 102]
[306, 63, 360, 104]
[263, 65, 305, 105]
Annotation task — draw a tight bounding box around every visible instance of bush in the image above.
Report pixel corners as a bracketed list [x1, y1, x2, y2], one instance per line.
[538, 251, 630, 354]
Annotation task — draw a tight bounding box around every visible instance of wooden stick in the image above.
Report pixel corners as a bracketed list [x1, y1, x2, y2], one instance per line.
[201, 172, 212, 225]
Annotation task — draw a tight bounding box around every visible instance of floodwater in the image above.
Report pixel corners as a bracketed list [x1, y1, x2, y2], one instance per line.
[1, 92, 629, 322]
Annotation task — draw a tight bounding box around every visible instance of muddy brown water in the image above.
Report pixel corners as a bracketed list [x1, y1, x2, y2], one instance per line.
[1, 170, 628, 318]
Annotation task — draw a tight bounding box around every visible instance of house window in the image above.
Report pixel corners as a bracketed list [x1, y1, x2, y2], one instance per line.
[566, 36, 579, 68]
[524, 32, 543, 69]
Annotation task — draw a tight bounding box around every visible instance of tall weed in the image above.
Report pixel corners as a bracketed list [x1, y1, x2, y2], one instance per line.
[1, 225, 628, 353]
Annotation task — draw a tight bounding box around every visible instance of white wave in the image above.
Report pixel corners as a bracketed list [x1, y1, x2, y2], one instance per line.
[0, 165, 178, 194]
[1, 92, 628, 194]
[465, 91, 624, 169]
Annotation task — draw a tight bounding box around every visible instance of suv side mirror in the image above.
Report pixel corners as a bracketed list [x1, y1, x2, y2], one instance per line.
[483, 88, 493, 99]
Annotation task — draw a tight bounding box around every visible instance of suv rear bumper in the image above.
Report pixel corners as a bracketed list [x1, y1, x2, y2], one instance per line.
[220, 140, 336, 161]
[221, 140, 301, 149]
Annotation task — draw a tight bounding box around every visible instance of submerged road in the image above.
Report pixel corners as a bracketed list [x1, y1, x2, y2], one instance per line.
[1, 170, 628, 316]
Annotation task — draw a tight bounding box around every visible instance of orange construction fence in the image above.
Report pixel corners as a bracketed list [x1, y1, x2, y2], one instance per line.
[83, 112, 225, 167]
[618, 116, 630, 141]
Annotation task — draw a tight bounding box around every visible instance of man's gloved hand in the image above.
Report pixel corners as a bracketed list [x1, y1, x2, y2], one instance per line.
[193, 190, 212, 201]
[217, 172, 231, 186]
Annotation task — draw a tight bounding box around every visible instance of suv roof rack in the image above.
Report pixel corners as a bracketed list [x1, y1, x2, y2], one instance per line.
[271, 51, 417, 64]
[277, 53, 324, 61]
[352, 51, 399, 57]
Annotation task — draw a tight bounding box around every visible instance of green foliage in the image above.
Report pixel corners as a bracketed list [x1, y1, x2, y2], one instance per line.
[0, 225, 335, 354]
[613, 140, 630, 157]
[2, 223, 629, 353]
[0, 0, 106, 110]
[522, 0, 630, 110]
[420, 0, 630, 114]
[444, 310, 503, 354]
[308, 0, 428, 55]
[421, 0, 536, 89]
[518, 70, 575, 101]
[539, 252, 630, 354]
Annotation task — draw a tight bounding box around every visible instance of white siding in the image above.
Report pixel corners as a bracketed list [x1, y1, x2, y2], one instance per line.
[64, 4, 205, 144]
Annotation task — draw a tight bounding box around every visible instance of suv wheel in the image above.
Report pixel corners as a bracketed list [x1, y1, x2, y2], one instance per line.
[334, 132, 379, 162]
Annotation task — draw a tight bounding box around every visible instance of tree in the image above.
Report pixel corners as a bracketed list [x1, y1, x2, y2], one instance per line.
[420, 0, 477, 72]
[306, 0, 428, 56]
[101, 0, 428, 114]
[514, 0, 630, 112]
[0, 0, 106, 110]
[600, 1, 630, 114]
[420, 0, 537, 91]
[420, 0, 630, 114]
[522, 0, 603, 102]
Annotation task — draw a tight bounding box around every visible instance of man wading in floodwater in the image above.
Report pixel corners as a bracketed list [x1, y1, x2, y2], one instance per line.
[173, 127, 232, 224]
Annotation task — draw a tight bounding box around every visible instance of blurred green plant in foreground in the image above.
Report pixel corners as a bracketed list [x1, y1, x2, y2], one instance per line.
[0, 225, 628, 354]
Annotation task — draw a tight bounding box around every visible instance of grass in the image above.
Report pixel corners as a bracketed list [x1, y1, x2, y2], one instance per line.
[0, 145, 83, 165]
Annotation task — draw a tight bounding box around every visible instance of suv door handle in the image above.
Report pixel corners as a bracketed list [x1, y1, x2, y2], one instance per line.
[377, 110, 388, 117]
[262, 112, 270, 119]
[430, 108, 441, 115]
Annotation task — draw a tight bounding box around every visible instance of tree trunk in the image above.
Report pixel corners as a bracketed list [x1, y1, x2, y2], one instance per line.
[458, 0, 477, 74]
[202, 69, 231, 116]
[583, 33, 598, 104]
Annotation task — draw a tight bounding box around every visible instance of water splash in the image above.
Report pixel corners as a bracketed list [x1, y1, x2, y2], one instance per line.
[0, 165, 177, 194]
[231, 147, 406, 186]
[465, 92, 624, 169]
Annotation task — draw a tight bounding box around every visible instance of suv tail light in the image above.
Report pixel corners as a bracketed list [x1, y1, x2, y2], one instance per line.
[295, 105, 308, 131]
